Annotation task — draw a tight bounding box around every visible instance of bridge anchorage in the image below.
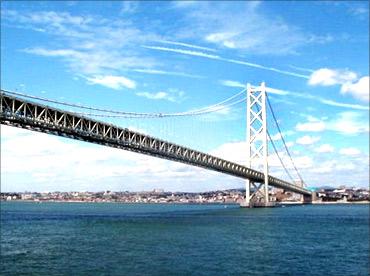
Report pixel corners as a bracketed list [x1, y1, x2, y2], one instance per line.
[0, 85, 314, 208]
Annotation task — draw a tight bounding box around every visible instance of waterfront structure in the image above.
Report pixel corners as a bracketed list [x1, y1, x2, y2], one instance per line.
[0, 84, 313, 207]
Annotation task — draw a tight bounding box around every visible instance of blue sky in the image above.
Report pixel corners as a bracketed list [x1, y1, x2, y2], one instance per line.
[1, 1, 369, 192]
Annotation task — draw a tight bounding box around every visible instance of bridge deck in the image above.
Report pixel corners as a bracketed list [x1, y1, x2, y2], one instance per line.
[0, 92, 311, 196]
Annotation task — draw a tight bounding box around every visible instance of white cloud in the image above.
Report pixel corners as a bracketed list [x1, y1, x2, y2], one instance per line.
[2, 125, 368, 191]
[136, 89, 185, 102]
[326, 111, 369, 135]
[296, 135, 320, 145]
[339, 147, 361, 156]
[86, 75, 136, 90]
[269, 131, 295, 141]
[286, 141, 295, 148]
[309, 160, 339, 174]
[23, 48, 83, 58]
[1, 125, 227, 192]
[308, 68, 369, 102]
[210, 140, 313, 173]
[341, 76, 369, 102]
[308, 68, 357, 86]
[136, 91, 172, 101]
[3, 10, 94, 27]
[295, 121, 326, 132]
[311, 166, 333, 174]
[315, 144, 334, 153]
[292, 156, 313, 169]
[4, 126, 273, 193]
[295, 111, 369, 135]
[219, 80, 245, 88]
[210, 141, 247, 164]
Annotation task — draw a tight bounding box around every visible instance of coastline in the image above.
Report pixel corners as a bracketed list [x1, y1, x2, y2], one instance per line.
[2, 199, 370, 205]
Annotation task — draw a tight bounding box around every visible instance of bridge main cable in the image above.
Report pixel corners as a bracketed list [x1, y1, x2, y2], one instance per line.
[1, 88, 246, 118]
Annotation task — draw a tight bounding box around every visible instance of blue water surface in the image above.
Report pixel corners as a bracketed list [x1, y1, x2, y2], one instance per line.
[1, 202, 369, 276]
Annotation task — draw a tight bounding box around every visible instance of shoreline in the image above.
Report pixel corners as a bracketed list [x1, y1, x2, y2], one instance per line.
[312, 201, 370, 205]
[1, 200, 369, 205]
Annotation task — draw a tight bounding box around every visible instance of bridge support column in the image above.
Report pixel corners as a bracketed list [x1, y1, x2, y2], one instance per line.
[303, 192, 317, 204]
[241, 82, 271, 208]
[242, 179, 251, 207]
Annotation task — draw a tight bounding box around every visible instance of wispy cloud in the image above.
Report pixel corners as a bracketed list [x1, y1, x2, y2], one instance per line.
[5, 9, 158, 83]
[155, 40, 216, 52]
[220, 80, 290, 96]
[348, 4, 369, 19]
[263, 85, 369, 111]
[143, 45, 309, 79]
[142, 45, 220, 59]
[120, 2, 138, 14]
[223, 58, 309, 78]
[317, 98, 369, 110]
[174, 2, 335, 55]
[220, 81, 367, 109]
[289, 65, 314, 73]
[133, 68, 203, 79]
[219, 80, 245, 88]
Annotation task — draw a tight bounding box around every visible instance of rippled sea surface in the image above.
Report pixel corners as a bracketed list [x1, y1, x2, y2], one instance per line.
[1, 202, 369, 276]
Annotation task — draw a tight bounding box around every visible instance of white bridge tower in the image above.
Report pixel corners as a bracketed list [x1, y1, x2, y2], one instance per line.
[243, 82, 270, 207]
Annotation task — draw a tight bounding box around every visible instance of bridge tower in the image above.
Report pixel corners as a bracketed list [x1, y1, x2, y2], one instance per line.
[243, 82, 270, 207]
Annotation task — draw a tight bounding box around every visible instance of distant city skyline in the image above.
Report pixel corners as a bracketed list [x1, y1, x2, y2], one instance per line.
[1, 1, 369, 192]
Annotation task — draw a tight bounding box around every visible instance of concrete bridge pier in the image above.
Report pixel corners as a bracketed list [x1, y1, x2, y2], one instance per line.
[240, 199, 277, 208]
[303, 192, 317, 204]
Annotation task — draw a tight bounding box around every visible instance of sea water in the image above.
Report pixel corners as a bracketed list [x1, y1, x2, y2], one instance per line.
[1, 202, 369, 276]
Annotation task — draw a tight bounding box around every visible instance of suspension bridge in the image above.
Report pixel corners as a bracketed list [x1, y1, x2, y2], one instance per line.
[0, 83, 314, 207]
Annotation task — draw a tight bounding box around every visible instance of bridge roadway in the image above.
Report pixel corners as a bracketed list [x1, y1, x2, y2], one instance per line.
[0, 91, 311, 196]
